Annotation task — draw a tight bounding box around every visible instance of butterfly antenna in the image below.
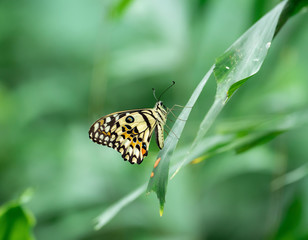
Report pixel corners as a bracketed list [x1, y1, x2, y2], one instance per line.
[152, 88, 158, 101]
[158, 81, 175, 101]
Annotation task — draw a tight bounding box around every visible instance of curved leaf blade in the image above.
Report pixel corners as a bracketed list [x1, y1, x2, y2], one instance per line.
[214, 0, 287, 100]
[172, 0, 288, 178]
[0, 190, 36, 240]
[146, 66, 215, 215]
[94, 184, 146, 230]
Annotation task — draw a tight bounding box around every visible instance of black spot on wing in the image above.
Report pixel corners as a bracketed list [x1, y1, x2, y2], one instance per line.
[125, 124, 132, 130]
[139, 112, 151, 131]
[89, 109, 155, 165]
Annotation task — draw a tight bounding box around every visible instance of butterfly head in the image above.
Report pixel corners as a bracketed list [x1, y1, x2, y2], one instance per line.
[155, 101, 168, 114]
[156, 100, 166, 108]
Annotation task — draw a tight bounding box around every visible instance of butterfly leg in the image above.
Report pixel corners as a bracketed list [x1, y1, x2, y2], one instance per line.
[169, 104, 193, 111]
[167, 109, 187, 122]
[164, 123, 179, 140]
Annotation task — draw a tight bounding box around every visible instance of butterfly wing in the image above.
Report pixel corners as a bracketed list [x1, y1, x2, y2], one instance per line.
[89, 109, 158, 164]
[154, 122, 165, 149]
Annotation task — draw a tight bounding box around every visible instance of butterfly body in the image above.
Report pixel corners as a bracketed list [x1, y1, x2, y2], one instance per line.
[89, 101, 167, 164]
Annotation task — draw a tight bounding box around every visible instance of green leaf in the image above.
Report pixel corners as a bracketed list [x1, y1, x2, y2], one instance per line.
[273, 195, 303, 239]
[235, 130, 285, 153]
[172, 0, 287, 179]
[274, 0, 308, 37]
[109, 0, 134, 19]
[94, 109, 308, 229]
[95, 184, 146, 230]
[93, 0, 307, 227]
[178, 109, 308, 166]
[271, 163, 308, 191]
[146, 66, 215, 215]
[0, 190, 36, 240]
[214, 1, 287, 101]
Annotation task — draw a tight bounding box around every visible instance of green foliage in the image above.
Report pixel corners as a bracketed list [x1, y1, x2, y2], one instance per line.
[0, 191, 35, 240]
[109, 0, 134, 19]
[147, 0, 286, 213]
[273, 195, 303, 239]
[214, 1, 286, 100]
[95, 111, 308, 228]
[95, 0, 308, 229]
[1, 0, 308, 239]
[94, 184, 146, 229]
[146, 67, 214, 215]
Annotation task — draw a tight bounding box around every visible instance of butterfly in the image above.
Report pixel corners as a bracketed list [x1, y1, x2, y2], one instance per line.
[89, 82, 175, 164]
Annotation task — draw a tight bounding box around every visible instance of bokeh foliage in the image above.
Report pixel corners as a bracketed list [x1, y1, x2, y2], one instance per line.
[0, 0, 308, 239]
[0, 190, 35, 240]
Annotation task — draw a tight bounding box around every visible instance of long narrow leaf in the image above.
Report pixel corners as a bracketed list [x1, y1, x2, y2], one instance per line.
[171, 0, 287, 178]
[272, 163, 308, 191]
[94, 0, 306, 228]
[146, 66, 214, 215]
[95, 108, 308, 229]
[215, 0, 287, 99]
[95, 184, 147, 230]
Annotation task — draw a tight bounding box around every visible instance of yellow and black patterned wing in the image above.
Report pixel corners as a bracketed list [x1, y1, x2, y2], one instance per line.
[89, 109, 158, 164]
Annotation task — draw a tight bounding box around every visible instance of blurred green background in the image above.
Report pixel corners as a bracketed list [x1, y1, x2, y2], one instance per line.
[1, 0, 308, 239]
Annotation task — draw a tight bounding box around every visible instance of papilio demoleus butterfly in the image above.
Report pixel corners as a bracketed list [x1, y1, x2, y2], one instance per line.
[89, 81, 175, 164]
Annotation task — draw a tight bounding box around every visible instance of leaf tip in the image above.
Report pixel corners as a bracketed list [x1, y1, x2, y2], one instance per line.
[93, 217, 103, 231]
[19, 188, 35, 204]
[159, 205, 164, 217]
